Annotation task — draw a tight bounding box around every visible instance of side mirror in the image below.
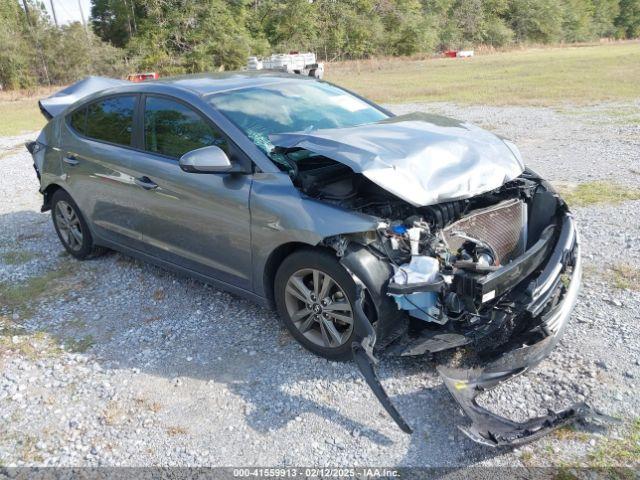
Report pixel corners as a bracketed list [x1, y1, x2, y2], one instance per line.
[179, 145, 233, 173]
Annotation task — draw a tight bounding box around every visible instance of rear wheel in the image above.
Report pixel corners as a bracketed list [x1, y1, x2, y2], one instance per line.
[275, 249, 358, 360]
[51, 189, 103, 260]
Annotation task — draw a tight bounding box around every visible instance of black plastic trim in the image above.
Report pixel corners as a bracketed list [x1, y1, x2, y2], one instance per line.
[387, 279, 444, 295]
[476, 224, 556, 300]
[526, 215, 577, 316]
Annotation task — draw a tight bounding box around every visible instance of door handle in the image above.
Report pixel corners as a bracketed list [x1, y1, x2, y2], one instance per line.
[134, 176, 158, 190]
[63, 155, 80, 166]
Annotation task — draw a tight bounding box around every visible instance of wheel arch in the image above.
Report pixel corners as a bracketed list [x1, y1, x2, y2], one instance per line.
[40, 183, 66, 212]
[263, 241, 384, 325]
[263, 242, 330, 309]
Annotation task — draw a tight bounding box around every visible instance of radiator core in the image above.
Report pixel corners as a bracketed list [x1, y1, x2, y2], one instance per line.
[443, 198, 528, 265]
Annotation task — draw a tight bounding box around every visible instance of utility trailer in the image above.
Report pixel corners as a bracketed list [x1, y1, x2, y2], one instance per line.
[247, 52, 324, 79]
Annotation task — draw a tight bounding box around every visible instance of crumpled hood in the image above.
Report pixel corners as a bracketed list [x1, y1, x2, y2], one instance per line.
[269, 113, 525, 207]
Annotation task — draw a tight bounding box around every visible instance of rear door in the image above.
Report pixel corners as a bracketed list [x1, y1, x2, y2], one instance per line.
[126, 95, 253, 289]
[61, 94, 147, 249]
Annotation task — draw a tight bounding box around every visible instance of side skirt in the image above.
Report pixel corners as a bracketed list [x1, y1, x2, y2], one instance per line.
[96, 238, 270, 309]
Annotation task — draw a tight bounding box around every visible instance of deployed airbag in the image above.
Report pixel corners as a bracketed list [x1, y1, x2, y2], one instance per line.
[270, 113, 525, 207]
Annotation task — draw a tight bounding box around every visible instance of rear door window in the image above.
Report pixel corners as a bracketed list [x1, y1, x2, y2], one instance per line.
[69, 107, 87, 135]
[85, 95, 136, 146]
[144, 96, 227, 159]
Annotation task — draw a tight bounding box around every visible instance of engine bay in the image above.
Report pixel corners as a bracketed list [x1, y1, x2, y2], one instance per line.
[276, 147, 566, 356]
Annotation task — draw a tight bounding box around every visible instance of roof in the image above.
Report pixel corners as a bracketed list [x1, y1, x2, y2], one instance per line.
[38, 71, 315, 119]
[151, 71, 314, 97]
[39, 71, 317, 118]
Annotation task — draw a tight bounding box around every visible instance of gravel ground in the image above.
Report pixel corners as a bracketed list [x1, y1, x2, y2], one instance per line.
[0, 103, 639, 469]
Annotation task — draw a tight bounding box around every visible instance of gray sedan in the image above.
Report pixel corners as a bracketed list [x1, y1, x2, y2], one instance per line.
[28, 72, 604, 446]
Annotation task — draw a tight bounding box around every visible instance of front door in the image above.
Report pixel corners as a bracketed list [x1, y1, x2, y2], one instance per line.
[127, 95, 253, 290]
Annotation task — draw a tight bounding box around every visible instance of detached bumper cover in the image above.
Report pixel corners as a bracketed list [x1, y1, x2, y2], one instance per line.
[438, 222, 617, 446]
[438, 240, 616, 446]
[352, 213, 617, 446]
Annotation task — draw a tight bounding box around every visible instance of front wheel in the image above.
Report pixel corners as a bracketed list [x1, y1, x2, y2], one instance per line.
[275, 249, 358, 361]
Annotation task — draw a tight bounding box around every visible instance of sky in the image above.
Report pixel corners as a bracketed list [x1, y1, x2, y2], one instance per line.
[41, 0, 92, 26]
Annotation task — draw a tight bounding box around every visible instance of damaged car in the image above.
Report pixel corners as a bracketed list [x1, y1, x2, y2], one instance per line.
[28, 73, 610, 447]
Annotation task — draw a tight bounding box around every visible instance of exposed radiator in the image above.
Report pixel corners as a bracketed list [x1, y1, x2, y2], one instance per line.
[443, 198, 528, 265]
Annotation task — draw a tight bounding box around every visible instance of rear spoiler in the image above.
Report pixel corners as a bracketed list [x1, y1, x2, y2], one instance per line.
[39, 76, 129, 119]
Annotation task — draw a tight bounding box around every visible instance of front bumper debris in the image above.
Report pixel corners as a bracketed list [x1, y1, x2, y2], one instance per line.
[437, 241, 617, 446]
[350, 285, 413, 434]
[438, 365, 616, 447]
[350, 216, 617, 447]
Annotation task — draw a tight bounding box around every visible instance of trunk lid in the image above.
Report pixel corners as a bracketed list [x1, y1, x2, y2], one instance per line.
[39, 76, 129, 119]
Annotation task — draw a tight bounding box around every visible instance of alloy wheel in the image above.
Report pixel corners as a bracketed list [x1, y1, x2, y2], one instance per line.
[54, 200, 83, 251]
[284, 268, 354, 348]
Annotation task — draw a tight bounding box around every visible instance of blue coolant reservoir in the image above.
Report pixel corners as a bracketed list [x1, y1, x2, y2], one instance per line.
[392, 291, 439, 322]
[389, 256, 441, 323]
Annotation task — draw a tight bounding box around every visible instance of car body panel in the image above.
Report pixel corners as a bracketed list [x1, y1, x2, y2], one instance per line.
[270, 113, 525, 207]
[127, 149, 253, 289]
[59, 114, 149, 249]
[38, 74, 305, 119]
[36, 75, 382, 301]
[249, 171, 379, 297]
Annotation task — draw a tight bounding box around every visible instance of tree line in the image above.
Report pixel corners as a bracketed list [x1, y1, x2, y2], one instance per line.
[1, 0, 639, 90]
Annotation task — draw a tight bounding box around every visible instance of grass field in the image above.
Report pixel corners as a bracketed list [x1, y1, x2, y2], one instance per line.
[326, 41, 640, 105]
[0, 42, 638, 137]
[0, 85, 59, 137]
[556, 181, 640, 207]
[0, 99, 45, 138]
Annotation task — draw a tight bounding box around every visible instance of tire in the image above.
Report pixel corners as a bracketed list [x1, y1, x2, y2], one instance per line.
[274, 248, 359, 361]
[51, 189, 104, 260]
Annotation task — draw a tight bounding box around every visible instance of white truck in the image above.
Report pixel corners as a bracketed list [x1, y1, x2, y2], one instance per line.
[247, 52, 324, 79]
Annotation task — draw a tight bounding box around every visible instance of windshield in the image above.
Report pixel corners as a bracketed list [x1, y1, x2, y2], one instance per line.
[208, 81, 388, 157]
